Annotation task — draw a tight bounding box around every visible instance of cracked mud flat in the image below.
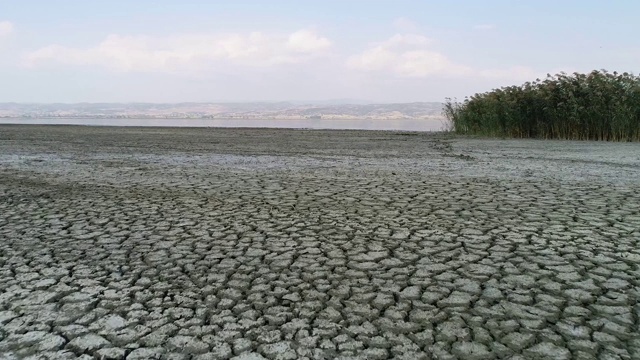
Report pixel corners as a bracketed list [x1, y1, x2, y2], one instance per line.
[0, 125, 639, 360]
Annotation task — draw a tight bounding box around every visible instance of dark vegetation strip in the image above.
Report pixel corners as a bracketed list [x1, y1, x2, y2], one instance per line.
[444, 70, 640, 141]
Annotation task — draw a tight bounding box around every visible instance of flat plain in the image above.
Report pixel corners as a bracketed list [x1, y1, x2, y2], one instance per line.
[0, 125, 639, 360]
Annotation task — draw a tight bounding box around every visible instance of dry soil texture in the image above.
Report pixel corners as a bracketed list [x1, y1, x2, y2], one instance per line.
[0, 125, 639, 360]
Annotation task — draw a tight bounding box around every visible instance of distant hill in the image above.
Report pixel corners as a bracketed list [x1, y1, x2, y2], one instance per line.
[0, 102, 445, 120]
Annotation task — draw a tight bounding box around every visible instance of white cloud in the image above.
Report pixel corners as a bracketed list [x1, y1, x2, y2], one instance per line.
[347, 46, 396, 72]
[383, 33, 432, 48]
[0, 21, 14, 37]
[396, 51, 472, 77]
[347, 33, 540, 81]
[347, 33, 472, 77]
[24, 29, 332, 72]
[287, 30, 332, 53]
[393, 17, 419, 32]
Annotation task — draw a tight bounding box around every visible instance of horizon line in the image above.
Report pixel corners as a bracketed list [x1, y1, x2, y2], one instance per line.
[0, 100, 445, 105]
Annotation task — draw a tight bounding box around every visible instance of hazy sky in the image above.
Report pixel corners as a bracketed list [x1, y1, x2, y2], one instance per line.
[1, 0, 639, 103]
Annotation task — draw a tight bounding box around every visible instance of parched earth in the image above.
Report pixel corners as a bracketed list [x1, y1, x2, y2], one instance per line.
[0, 125, 639, 360]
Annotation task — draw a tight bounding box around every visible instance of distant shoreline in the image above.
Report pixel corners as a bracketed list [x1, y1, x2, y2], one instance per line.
[0, 102, 445, 121]
[0, 117, 447, 132]
[0, 116, 445, 121]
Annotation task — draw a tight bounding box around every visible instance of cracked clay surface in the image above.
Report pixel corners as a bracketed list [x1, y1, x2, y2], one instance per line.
[0, 125, 639, 359]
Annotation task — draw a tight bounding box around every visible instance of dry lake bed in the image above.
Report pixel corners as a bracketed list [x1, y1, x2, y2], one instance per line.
[0, 125, 639, 360]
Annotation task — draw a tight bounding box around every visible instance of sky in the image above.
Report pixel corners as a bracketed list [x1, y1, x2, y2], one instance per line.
[1, 0, 639, 103]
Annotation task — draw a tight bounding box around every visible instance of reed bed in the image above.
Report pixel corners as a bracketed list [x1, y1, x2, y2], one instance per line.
[444, 70, 640, 141]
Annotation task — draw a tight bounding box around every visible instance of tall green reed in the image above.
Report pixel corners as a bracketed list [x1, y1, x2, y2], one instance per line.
[444, 70, 640, 141]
